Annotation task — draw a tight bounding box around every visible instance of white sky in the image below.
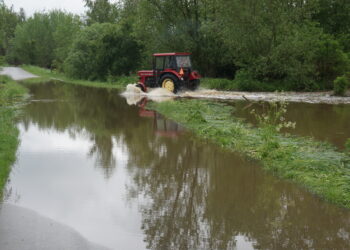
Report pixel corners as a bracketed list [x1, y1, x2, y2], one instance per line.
[4, 0, 88, 16]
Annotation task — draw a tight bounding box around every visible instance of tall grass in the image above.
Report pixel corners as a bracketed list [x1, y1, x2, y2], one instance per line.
[200, 77, 238, 90]
[21, 65, 137, 89]
[0, 75, 27, 198]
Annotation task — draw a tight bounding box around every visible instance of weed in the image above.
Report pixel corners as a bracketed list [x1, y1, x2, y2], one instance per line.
[334, 76, 349, 96]
[0, 76, 27, 199]
[250, 101, 295, 159]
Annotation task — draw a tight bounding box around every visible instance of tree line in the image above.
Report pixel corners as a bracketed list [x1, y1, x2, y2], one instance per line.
[1, 0, 350, 91]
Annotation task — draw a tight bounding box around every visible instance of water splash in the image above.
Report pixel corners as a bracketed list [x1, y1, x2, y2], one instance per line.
[122, 84, 176, 104]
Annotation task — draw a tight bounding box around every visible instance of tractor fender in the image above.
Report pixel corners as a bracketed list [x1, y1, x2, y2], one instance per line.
[160, 70, 183, 81]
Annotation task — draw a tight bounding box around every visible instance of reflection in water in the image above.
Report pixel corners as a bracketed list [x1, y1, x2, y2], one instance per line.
[3, 81, 350, 249]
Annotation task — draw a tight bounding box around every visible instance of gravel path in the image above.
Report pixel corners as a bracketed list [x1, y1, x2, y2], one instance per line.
[0, 67, 38, 81]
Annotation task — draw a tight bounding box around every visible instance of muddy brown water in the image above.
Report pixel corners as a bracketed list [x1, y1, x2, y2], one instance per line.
[230, 101, 350, 149]
[2, 82, 350, 249]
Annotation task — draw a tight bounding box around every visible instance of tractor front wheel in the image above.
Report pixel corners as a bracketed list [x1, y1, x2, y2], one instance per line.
[160, 75, 179, 93]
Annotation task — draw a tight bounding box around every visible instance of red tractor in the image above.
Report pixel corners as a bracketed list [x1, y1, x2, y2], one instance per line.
[137, 52, 201, 93]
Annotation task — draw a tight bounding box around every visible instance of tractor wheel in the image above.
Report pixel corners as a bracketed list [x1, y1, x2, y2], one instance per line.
[160, 74, 179, 93]
[188, 79, 200, 91]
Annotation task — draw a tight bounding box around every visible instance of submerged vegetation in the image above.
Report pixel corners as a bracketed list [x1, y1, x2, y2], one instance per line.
[149, 99, 350, 208]
[0, 75, 27, 197]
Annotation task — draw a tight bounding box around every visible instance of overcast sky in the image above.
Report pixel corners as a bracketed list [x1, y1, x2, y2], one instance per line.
[4, 0, 88, 16]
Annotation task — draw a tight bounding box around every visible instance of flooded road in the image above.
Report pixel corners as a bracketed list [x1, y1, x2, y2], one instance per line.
[2, 82, 350, 249]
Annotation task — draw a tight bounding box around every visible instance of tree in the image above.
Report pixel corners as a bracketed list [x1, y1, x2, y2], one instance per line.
[215, 0, 349, 90]
[7, 11, 81, 68]
[84, 0, 119, 25]
[0, 0, 23, 56]
[64, 23, 141, 80]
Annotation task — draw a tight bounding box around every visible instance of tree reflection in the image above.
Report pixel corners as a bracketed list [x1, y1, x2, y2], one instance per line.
[126, 127, 350, 249]
[19, 82, 140, 177]
[20, 82, 350, 249]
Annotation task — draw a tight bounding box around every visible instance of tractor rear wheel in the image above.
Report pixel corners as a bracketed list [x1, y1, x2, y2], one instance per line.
[160, 74, 179, 93]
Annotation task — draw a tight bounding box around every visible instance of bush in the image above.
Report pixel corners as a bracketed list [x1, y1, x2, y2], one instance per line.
[0, 56, 5, 66]
[314, 35, 350, 89]
[201, 78, 238, 90]
[64, 23, 141, 81]
[333, 76, 349, 96]
[346, 139, 350, 152]
[235, 70, 287, 92]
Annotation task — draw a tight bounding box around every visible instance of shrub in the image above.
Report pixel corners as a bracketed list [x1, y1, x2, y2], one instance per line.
[333, 76, 349, 96]
[0, 56, 5, 66]
[201, 78, 238, 90]
[64, 23, 141, 81]
[345, 139, 350, 152]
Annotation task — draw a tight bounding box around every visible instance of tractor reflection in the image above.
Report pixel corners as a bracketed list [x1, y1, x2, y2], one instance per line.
[138, 98, 185, 138]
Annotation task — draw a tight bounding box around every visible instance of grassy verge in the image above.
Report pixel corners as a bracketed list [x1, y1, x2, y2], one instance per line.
[21, 65, 137, 89]
[0, 75, 27, 198]
[149, 99, 350, 209]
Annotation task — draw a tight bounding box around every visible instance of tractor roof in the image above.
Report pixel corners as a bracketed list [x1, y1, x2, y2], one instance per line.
[153, 52, 191, 57]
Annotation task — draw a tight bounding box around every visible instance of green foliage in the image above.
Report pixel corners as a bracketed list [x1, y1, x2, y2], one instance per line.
[150, 99, 350, 209]
[0, 1, 24, 56]
[0, 76, 27, 198]
[64, 23, 141, 81]
[0, 75, 27, 105]
[333, 76, 349, 96]
[21, 65, 136, 89]
[0, 55, 4, 65]
[201, 78, 238, 91]
[1, 0, 350, 90]
[346, 139, 350, 152]
[314, 35, 350, 89]
[7, 11, 81, 69]
[250, 101, 295, 159]
[84, 0, 119, 25]
[119, 0, 350, 90]
[124, 0, 234, 77]
[314, 0, 350, 36]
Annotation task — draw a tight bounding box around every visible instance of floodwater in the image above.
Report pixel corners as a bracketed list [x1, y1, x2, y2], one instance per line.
[2, 82, 350, 249]
[231, 101, 350, 149]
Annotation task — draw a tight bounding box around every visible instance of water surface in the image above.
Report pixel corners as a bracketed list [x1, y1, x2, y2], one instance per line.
[232, 101, 350, 149]
[2, 82, 350, 249]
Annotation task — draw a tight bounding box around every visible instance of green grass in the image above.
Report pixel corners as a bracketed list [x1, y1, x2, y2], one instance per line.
[201, 77, 239, 90]
[0, 75, 27, 198]
[149, 99, 350, 209]
[21, 65, 138, 89]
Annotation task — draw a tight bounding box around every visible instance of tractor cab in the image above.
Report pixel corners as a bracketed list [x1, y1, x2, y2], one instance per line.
[137, 52, 201, 93]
